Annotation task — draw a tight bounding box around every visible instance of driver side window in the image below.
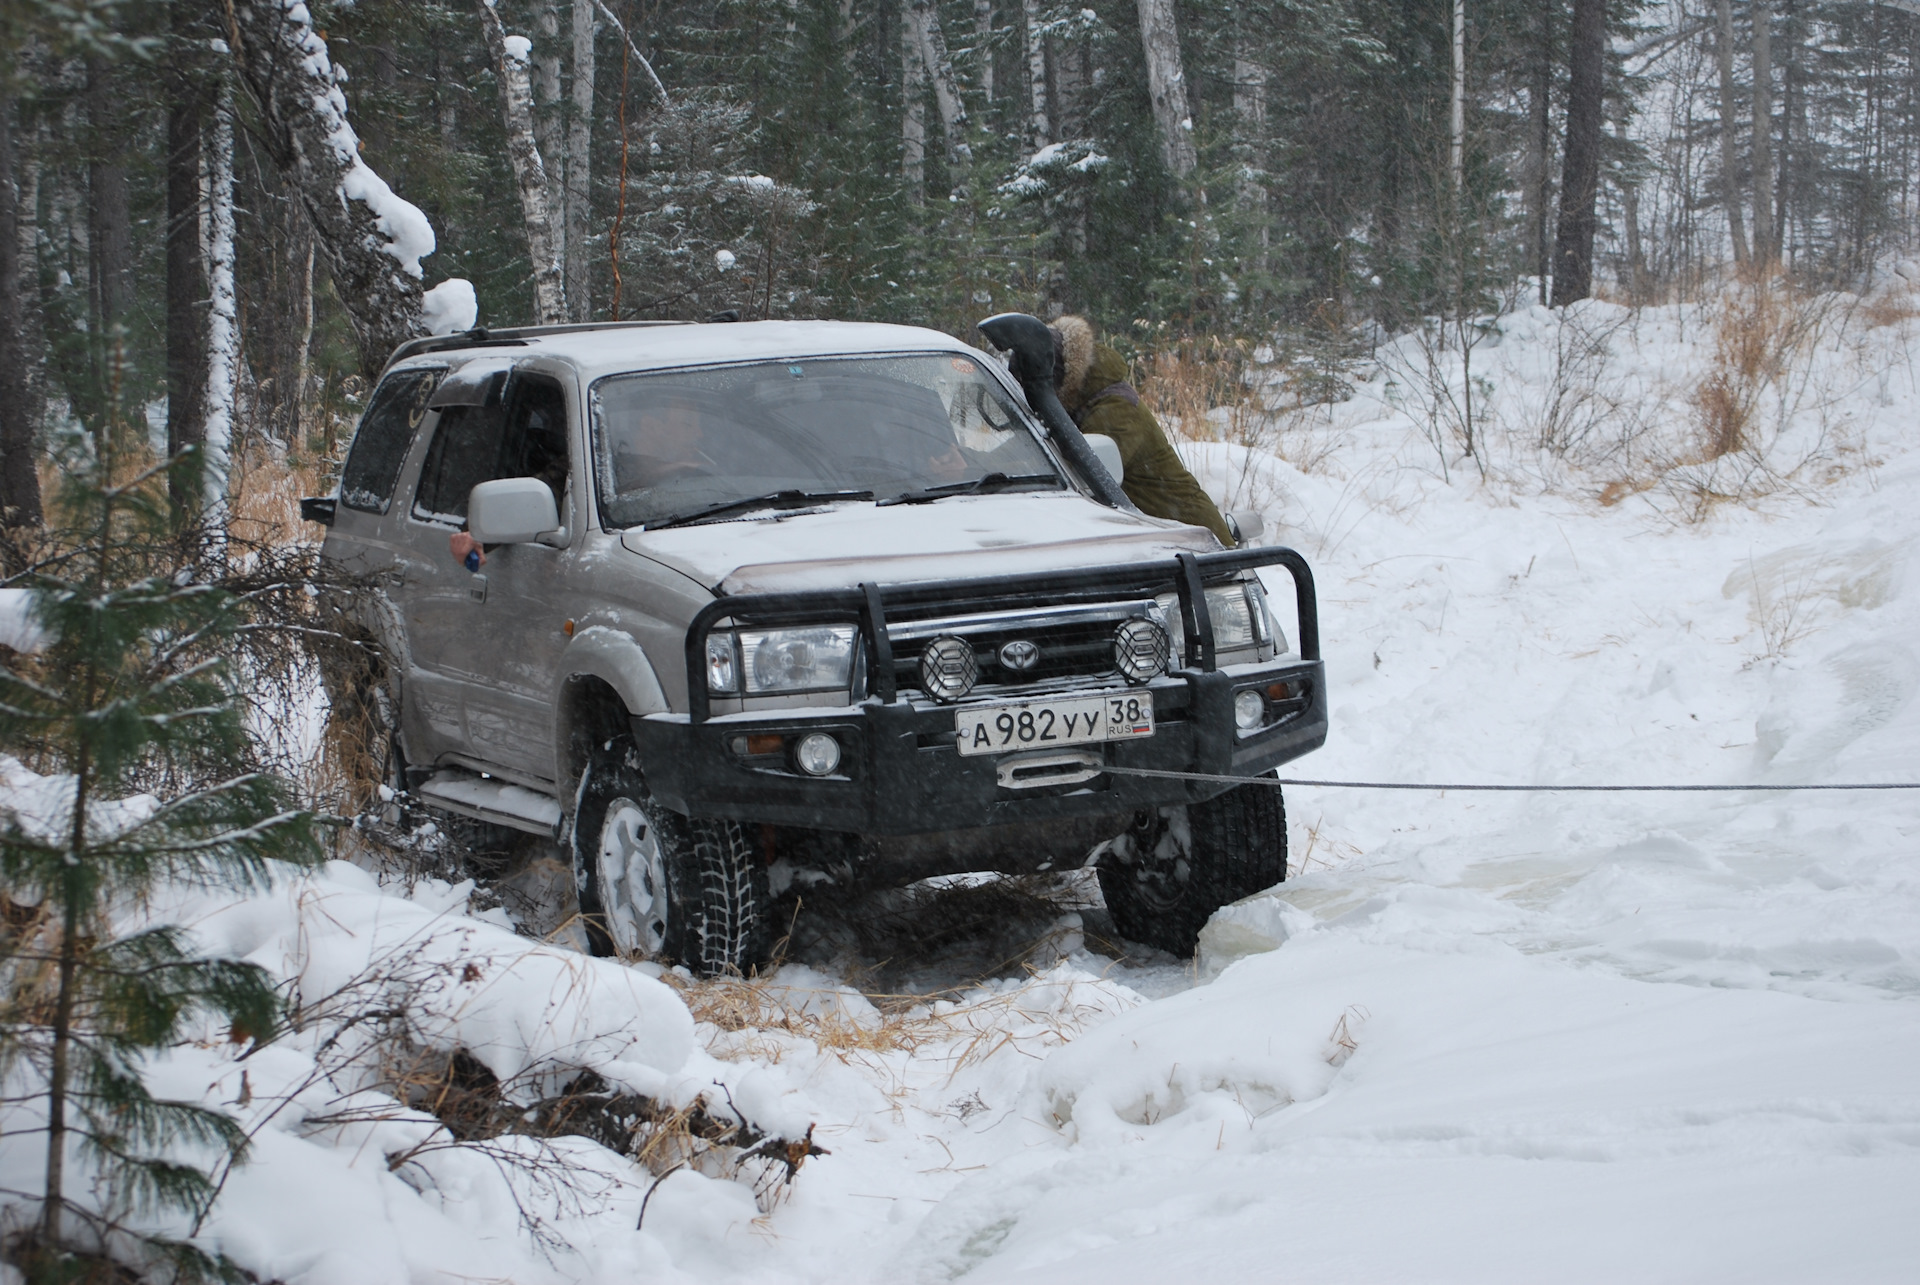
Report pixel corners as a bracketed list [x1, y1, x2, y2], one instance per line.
[411, 372, 570, 525]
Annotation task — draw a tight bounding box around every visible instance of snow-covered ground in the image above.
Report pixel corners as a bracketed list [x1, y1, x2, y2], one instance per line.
[5, 289, 1918, 1283]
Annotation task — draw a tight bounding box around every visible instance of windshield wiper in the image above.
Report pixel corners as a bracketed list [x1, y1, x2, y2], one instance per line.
[646, 488, 874, 530]
[876, 472, 1059, 508]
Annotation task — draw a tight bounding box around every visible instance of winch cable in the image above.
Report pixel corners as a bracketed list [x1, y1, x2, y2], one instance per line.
[1099, 765, 1920, 792]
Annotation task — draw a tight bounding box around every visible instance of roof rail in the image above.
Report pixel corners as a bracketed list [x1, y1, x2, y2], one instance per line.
[382, 318, 695, 372]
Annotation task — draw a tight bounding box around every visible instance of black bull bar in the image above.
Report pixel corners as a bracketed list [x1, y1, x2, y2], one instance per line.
[637, 546, 1326, 835]
[683, 545, 1321, 723]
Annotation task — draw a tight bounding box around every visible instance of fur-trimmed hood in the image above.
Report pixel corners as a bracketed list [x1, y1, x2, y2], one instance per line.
[1050, 315, 1095, 399]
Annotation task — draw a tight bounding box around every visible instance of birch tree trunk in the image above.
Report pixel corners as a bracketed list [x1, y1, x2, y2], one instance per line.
[1450, 0, 1466, 198]
[479, 0, 567, 324]
[1751, 0, 1774, 265]
[1529, 0, 1553, 298]
[1550, 0, 1606, 306]
[534, 1, 565, 274]
[1135, 0, 1195, 178]
[901, 1, 927, 201]
[226, 0, 435, 377]
[975, 0, 994, 104]
[204, 77, 237, 521]
[1716, 0, 1749, 265]
[0, 93, 43, 533]
[1231, 47, 1268, 271]
[566, 0, 596, 319]
[909, 0, 971, 165]
[1022, 0, 1049, 152]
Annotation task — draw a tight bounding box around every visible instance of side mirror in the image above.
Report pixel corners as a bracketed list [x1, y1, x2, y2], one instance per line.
[1088, 434, 1124, 485]
[469, 477, 562, 545]
[1225, 508, 1265, 546]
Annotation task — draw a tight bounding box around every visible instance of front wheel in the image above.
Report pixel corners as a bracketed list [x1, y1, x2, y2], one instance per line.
[572, 738, 772, 976]
[1097, 778, 1287, 956]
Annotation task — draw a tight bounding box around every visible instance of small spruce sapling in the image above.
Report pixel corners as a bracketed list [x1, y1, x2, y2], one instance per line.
[0, 421, 320, 1282]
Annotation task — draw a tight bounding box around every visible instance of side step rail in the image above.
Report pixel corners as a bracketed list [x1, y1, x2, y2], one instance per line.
[415, 769, 563, 837]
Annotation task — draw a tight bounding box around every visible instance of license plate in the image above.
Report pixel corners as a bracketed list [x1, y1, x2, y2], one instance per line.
[954, 691, 1156, 757]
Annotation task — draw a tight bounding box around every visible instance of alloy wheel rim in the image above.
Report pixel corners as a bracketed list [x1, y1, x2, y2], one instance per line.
[597, 799, 669, 956]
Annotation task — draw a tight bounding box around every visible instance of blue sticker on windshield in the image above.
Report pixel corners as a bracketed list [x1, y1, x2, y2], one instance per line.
[789, 365, 805, 378]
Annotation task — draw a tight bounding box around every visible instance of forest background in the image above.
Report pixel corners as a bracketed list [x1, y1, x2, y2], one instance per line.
[0, 0, 1918, 532]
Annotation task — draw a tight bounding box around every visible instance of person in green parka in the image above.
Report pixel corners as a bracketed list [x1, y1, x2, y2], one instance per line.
[1048, 315, 1238, 547]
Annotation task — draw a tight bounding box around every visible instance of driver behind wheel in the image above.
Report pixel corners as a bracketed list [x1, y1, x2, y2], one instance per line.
[611, 394, 724, 491]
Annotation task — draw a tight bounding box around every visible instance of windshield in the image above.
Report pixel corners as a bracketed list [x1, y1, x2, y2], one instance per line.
[590, 353, 1063, 528]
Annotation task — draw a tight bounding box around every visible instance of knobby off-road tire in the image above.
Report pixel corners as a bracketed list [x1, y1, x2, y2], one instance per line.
[572, 737, 772, 976]
[1097, 777, 1287, 957]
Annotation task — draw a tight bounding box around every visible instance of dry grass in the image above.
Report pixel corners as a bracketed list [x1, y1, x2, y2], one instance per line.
[665, 967, 1127, 1083]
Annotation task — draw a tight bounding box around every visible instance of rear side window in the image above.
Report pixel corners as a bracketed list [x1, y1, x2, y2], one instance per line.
[340, 368, 443, 513]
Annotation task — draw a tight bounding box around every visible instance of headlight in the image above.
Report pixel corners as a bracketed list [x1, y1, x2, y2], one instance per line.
[706, 633, 739, 693]
[1205, 584, 1258, 652]
[738, 625, 857, 694]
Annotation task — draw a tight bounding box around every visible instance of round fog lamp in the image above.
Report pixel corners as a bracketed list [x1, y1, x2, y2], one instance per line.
[794, 732, 842, 777]
[1113, 618, 1172, 684]
[919, 636, 978, 702]
[1233, 689, 1266, 731]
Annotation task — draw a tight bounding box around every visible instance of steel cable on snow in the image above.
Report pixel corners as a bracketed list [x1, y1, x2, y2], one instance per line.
[1099, 765, 1920, 792]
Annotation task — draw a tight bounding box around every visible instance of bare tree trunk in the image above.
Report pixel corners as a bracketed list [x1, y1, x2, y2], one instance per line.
[166, 39, 209, 518]
[1135, 0, 1195, 177]
[204, 79, 236, 520]
[86, 55, 132, 386]
[478, 0, 567, 325]
[1550, 0, 1605, 306]
[534, 1, 565, 274]
[1780, 1, 1803, 268]
[566, 0, 595, 320]
[1751, 0, 1774, 266]
[0, 93, 44, 533]
[1529, 0, 1553, 299]
[975, 0, 994, 103]
[1450, 0, 1466, 198]
[1622, 180, 1646, 302]
[910, 0, 971, 166]
[1022, 0, 1049, 152]
[225, 0, 433, 377]
[901, 0, 927, 201]
[1231, 45, 1267, 273]
[1716, 0, 1749, 265]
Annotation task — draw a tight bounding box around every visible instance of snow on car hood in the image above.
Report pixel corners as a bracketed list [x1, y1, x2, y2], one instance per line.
[618, 491, 1221, 595]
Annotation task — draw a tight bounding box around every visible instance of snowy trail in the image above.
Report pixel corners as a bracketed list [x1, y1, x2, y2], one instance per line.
[7, 297, 1916, 1283]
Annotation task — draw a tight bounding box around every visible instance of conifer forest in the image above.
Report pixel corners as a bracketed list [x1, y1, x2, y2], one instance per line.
[1, 0, 1919, 529]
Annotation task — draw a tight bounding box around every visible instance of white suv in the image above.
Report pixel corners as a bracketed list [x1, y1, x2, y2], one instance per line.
[307, 315, 1326, 974]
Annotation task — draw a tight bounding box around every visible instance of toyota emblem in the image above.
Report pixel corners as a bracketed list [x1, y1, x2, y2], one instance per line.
[998, 639, 1041, 671]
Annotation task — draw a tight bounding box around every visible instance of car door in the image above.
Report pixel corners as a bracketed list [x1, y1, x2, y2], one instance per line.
[452, 368, 577, 782]
[396, 363, 516, 769]
[321, 364, 446, 760]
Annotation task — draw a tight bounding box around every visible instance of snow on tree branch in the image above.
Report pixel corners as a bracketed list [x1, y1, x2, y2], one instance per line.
[223, 0, 473, 374]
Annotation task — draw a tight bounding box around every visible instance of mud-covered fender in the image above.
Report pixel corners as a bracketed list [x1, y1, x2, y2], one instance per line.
[552, 625, 669, 789]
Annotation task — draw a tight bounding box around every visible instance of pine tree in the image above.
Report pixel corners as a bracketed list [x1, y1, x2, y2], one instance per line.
[0, 407, 320, 1281]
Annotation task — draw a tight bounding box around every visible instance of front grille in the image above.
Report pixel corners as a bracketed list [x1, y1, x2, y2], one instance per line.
[887, 601, 1162, 698]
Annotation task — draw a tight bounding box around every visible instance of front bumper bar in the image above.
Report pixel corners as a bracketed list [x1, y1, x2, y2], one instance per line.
[637, 547, 1328, 836]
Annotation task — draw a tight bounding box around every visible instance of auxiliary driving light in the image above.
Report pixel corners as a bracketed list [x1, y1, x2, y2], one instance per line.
[794, 732, 842, 777]
[919, 636, 978, 702]
[1233, 688, 1266, 731]
[1113, 617, 1172, 684]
